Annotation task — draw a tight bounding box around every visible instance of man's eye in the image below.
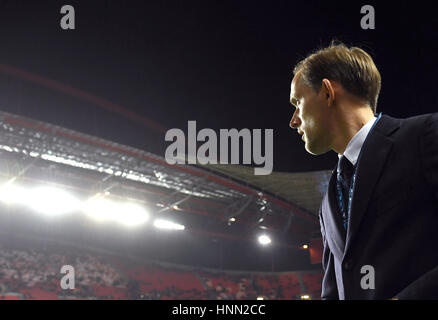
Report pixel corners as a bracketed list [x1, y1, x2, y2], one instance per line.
[292, 97, 302, 109]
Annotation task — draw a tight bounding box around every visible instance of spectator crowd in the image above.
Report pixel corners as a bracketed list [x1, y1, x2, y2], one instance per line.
[0, 244, 322, 300]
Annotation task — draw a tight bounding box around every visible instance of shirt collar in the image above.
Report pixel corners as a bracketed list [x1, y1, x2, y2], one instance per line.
[338, 116, 377, 166]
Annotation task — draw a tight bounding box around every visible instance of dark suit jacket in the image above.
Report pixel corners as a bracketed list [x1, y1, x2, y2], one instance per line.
[319, 113, 438, 299]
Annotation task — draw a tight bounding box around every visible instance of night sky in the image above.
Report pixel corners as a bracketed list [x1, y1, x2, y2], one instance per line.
[0, 0, 436, 173]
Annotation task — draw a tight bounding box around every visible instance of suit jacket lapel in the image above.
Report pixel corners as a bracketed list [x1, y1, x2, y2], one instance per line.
[321, 169, 347, 260]
[344, 115, 401, 257]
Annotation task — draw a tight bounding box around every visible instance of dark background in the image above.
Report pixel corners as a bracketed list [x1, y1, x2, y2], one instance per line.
[0, 0, 436, 173]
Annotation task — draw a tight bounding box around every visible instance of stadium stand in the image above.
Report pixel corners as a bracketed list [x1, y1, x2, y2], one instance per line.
[301, 273, 324, 298]
[0, 243, 322, 300]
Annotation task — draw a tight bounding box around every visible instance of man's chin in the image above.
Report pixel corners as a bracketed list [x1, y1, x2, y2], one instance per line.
[305, 142, 329, 155]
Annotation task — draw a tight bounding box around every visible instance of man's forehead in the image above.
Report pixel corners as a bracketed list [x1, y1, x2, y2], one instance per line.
[290, 73, 302, 101]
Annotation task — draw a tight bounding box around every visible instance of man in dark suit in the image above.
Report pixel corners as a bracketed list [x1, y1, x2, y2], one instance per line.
[289, 42, 438, 299]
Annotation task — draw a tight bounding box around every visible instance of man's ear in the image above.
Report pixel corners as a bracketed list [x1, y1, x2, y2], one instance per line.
[321, 78, 335, 107]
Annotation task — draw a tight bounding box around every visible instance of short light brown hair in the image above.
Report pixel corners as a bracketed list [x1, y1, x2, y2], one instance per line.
[293, 42, 381, 113]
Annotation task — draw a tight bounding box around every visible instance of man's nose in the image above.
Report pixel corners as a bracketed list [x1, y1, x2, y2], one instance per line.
[289, 110, 301, 129]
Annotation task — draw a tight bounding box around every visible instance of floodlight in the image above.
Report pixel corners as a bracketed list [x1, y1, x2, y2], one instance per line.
[27, 186, 81, 216]
[114, 202, 149, 227]
[0, 183, 28, 205]
[83, 197, 117, 222]
[83, 196, 149, 227]
[258, 234, 271, 246]
[153, 219, 185, 231]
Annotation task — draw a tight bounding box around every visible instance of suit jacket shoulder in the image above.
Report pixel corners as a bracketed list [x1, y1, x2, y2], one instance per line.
[319, 112, 438, 300]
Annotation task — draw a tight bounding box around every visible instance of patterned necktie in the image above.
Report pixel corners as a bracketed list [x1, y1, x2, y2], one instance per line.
[337, 155, 355, 227]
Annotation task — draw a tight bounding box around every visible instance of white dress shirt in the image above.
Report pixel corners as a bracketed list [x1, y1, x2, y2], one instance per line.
[338, 116, 377, 169]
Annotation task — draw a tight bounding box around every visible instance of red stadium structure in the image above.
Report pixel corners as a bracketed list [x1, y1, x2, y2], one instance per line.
[0, 110, 329, 299]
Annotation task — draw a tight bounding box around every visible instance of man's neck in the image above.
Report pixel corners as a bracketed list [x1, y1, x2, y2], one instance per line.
[331, 106, 375, 154]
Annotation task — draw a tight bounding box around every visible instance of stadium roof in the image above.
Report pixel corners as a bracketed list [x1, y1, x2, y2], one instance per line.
[0, 110, 325, 250]
[202, 164, 331, 217]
